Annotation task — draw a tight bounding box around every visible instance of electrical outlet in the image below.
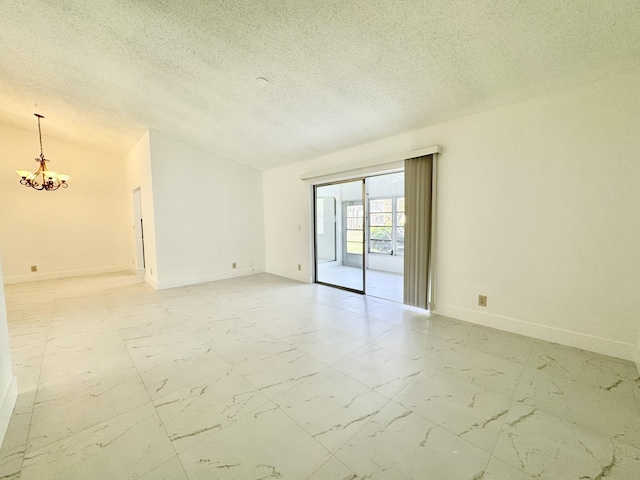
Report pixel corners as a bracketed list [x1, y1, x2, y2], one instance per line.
[30, 265, 37, 272]
[478, 295, 487, 307]
[297, 264, 302, 271]
[232, 262, 237, 269]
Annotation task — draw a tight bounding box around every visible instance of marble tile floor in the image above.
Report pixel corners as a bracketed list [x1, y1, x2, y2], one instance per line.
[0, 272, 639, 479]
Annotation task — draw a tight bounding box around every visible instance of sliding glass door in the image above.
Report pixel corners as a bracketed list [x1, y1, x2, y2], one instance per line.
[363, 172, 405, 302]
[314, 179, 365, 293]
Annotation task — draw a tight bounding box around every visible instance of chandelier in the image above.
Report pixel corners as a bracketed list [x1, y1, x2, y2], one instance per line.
[16, 114, 69, 191]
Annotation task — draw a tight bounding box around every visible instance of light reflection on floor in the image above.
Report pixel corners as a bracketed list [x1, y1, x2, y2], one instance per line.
[317, 264, 403, 302]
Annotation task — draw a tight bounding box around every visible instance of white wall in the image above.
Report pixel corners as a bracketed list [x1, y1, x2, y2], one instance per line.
[0, 121, 131, 283]
[148, 131, 265, 289]
[316, 196, 337, 263]
[0, 259, 17, 447]
[264, 70, 640, 361]
[124, 131, 159, 286]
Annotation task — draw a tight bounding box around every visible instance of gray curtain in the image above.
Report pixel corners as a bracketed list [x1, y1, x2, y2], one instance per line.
[403, 155, 433, 308]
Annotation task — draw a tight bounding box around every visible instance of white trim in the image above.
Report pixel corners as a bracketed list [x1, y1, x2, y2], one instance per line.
[3, 265, 133, 284]
[154, 266, 267, 290]
[144, 275, 158, 290]
[309, 185, 317, 283]
[301, 145, 442, 183]
[304, 161, 404, 185]
[434, 303, 636, 361]
[0, 376, 17, 447]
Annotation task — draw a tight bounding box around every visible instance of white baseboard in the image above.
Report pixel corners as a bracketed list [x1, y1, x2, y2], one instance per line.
[144, 275, 158, 290]
[0, 376, 17, 447]
[434, 303, 636, 362]
[265, 266, 312, 284]
[154, 266, 267, 290]
[3, 265, 132, 285]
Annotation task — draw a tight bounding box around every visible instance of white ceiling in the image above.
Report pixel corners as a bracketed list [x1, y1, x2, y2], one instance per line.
[1, 1, 639, 171]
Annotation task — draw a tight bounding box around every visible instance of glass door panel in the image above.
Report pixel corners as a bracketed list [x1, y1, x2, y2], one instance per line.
[364, 172, 405, 303]
[314, 179, 365, 292]
[344, 202, 364, 266]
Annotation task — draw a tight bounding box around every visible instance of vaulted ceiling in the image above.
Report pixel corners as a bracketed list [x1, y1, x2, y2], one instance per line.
[1, 1, 639, 170]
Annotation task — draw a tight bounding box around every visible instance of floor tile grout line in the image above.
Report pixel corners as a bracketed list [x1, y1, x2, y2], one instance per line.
[123, 284, 327, 472]
[305, 453, 356, 479]
[14, 298, 55, 475]
[268, 365, 397, 479]
[21, 297, 158, 455]
[107, 285, 194, 480]
[143, 330, 320, 465]
[107, 284, 202, 479]
[384, 344, 531, 476]
[481, 338, 537, 477]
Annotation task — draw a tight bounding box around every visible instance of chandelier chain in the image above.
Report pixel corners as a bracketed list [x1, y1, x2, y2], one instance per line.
[38, 116, 43, 157]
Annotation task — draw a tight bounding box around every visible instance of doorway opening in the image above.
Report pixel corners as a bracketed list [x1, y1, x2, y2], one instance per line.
[132, 188, 145, 276]
[313, 172, 404, 302]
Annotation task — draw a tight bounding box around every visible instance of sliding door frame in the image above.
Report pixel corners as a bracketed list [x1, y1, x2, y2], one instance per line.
[313, 178, 367, 294]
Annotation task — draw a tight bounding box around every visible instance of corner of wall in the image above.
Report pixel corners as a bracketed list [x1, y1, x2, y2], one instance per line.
[147, 132, 266, 288]
[124, 129, 159, 289]
[0, 377, 17, 446]
[0, 258, 17, 447]
[144, 274, 158, 290]
[265, 266, 313, 284]
[155, 266, 267, 290]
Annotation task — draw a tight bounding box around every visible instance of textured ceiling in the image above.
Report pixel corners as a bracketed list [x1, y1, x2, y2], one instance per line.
[1, 1, 639, 170]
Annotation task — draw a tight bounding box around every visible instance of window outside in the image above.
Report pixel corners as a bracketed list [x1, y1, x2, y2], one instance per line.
[369, 196, 404, 255]
[346, 204, 364, 254]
